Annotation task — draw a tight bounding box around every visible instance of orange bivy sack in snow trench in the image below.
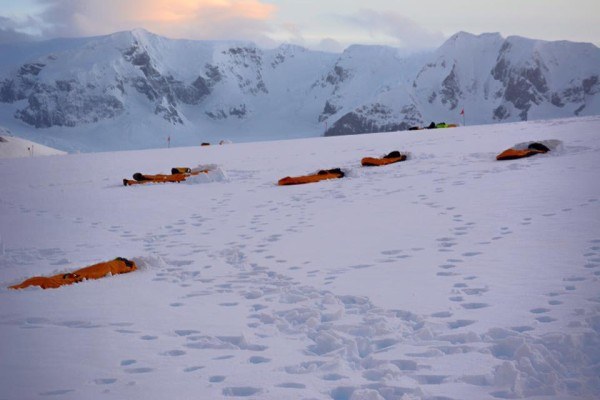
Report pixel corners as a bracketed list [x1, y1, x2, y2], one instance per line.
[361, 151, 407, 167]
[9, 257, 137, 290]
[496, 142, 550, 161]
[278, 168, 345, 186]
[123, 167, 209, 186]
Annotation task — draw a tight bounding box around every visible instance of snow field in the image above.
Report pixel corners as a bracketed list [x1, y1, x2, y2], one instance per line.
[0, 116, 599, 399]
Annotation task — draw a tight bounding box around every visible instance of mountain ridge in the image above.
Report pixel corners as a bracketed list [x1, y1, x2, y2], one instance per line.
[0, 29, 598, 152]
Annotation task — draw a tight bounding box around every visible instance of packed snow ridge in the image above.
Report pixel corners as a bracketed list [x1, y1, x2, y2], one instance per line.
[1, 116, 599, 399]
[0, 29, 598, 152]
[0, 126, 65, 158]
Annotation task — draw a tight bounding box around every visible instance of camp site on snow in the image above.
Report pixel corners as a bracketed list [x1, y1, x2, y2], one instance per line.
[409, 122, 459, 130]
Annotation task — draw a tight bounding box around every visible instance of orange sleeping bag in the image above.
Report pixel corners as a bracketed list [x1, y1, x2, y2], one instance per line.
[72, 258, 137, 280]
[361, 151, 407, 166]
[9, 258, 137, 290]
[496, 143, 550, 161]
[278, 168, 344, 186]
[123, 168, 209, 186]
[8, 273, 82, 289]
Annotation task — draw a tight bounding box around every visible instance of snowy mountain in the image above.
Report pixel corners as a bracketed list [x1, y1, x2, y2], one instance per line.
[0, 126, 66, 158]
[1, 116, 599, 399]
[0, 29, 598, 152]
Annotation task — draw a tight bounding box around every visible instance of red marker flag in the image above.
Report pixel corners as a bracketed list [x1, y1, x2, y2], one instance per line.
[460, 108, 464, 115]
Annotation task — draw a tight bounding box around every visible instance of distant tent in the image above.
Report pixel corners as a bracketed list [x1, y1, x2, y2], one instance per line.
[278, 168, 344, 186]
[361, 151, 408, 166]
[9, 257, 137, 290]
[424, 122, 457, 129]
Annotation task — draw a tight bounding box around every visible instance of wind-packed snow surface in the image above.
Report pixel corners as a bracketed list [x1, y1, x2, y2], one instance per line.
[1, 117, 599, 400]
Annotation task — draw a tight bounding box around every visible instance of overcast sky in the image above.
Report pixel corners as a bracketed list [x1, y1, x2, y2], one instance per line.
[1, 0, 599, 51]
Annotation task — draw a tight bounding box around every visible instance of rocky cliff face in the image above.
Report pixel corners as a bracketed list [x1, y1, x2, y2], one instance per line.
[0, 30, 598, 150]
[0, 61, 124, 128]
[410, 33, 600, 128]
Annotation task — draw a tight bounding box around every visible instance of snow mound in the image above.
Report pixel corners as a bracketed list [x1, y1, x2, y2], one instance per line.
[132, 255, 169, 271]
[184, 164, 229, 184]
[0, 128, 66, 158]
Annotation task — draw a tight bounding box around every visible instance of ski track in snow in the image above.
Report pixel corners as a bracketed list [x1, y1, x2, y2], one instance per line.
[0, 118, 599, 399]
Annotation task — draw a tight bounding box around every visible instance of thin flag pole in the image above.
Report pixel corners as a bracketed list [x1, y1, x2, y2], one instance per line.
[460, 108, 466, 126]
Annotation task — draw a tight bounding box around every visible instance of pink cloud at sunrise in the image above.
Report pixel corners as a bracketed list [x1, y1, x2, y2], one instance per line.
[12, 0, 276, 43]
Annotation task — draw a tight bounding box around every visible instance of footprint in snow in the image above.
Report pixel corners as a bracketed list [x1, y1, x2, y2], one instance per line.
[510, 326, 534, 333]
[125, 367, 154, 374]
[431, 311, 453, 318]
[448, 319, 475, 329]
[438, 264, 456, 269]
[115, 329, 138, 334]
[462, 287, 488, 296]
[162, 350, 186, 357]
[530, 308, 550, 314]
[94, 378, 117, 385]
[249, 356, 270, 364]
[563, 276, 586, 282]
[39, 389, 75, 396]
[437, 271, 459, 277]
[462, 251, 482, 257]
[222, 387, 261, 397]
[183, 366, 204, 373]
[276, 382, 306, 389]
[461, 302, 489, 310]
[536, 316, 557, 323]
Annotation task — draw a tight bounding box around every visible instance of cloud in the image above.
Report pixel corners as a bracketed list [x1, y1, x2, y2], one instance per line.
[315, 38, 344, 53]
[344, 9, 445, 49]
[268, 22, 344, 53]
[12, 0, 276, 41]
[0, 16, 39, 44]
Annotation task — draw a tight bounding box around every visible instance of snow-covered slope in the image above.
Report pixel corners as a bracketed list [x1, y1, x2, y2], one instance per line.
[1, 116, 599, 399]
[0, 126, 66, 158]
[0, 30, 598, 152]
